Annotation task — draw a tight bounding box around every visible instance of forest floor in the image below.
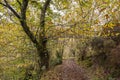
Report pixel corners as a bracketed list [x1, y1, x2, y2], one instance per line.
[41, 59, 88, 80]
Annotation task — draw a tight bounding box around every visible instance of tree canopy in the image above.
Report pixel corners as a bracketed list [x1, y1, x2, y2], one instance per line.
[0, 0, 120, 80]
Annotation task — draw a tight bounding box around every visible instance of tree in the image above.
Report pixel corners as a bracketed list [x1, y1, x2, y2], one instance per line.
[0, 0, 51, 78]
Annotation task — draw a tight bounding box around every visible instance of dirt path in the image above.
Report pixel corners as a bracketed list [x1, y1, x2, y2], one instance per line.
[41, 59, 88, 80]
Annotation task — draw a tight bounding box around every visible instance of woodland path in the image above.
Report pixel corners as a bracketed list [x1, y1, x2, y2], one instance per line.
[41, 59, 88, 80]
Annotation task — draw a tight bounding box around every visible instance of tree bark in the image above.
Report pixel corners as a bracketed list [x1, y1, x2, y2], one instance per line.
[37, 38, 49, 69]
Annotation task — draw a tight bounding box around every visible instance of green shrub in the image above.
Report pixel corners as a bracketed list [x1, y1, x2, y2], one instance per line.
[50, 50, 63, 67]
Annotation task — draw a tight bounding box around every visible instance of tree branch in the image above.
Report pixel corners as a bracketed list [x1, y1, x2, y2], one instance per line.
[40, 0, 51, 26]
[1, 0, 51, 46]
[0, 0, 38, 45]
[35, 0, 52, 39]
[16, 0, 21, 6]
[0, 2, 7, 7]
[20, 0, 38, 45]
[3, 0, 20, 19]
[40, 0, 51, 36]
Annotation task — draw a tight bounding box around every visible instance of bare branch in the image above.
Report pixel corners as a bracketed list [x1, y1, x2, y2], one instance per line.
[1, 0, 38, 45]
[40, 0, 51, 25]
[0, 2, 7, 7]
[40, 0, 51, 35]
[20, 0, 38, 44]
[3, 0, 20, 19]
[20, 0, 29, 20]
[16, 0, 21, 6]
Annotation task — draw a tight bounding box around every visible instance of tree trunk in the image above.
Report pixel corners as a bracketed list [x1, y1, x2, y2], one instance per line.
[36, 37, 49, 78]
[35, 38, 49, 79]
[38, 37, 49, 69]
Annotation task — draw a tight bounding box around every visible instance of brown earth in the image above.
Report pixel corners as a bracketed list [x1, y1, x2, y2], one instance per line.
[41, 59, 88, 80]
